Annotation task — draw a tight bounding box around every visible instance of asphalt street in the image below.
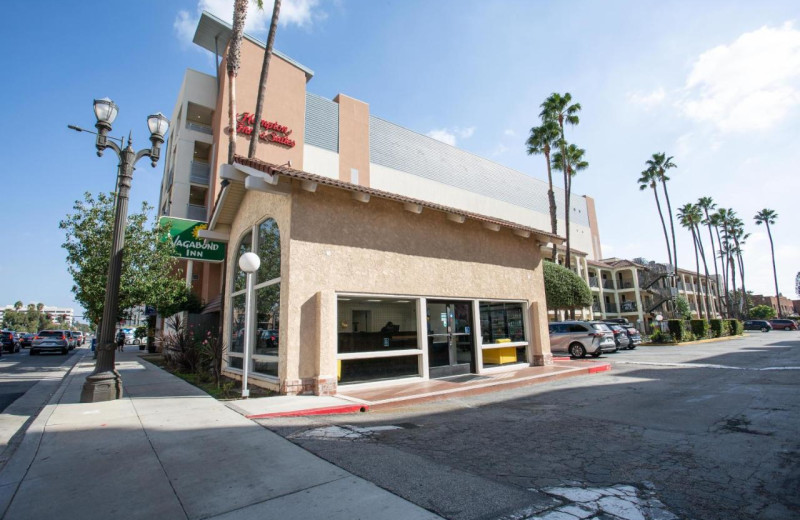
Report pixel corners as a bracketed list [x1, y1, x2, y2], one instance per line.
[0, 348, 81, 413]
[259, 332, 800, 520]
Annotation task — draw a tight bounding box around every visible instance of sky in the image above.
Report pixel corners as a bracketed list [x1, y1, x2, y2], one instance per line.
[1, 0, 799, 320]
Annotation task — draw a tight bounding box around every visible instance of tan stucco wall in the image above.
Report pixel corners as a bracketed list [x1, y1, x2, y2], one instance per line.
[286, 184, 552, 388]
[584, 195, 602, 261]
[210, 39, 308, 206]
[334, 94, 370, 186]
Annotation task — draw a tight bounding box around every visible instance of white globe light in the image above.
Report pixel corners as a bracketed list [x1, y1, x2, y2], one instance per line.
[239, 252, 261, 273]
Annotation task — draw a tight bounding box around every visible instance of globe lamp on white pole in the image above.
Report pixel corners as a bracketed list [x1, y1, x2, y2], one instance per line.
[238, 252, 260, 398]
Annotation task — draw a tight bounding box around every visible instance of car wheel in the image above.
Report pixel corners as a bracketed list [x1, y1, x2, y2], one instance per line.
[30, 349, 38, 355]
[590, 351, 602, 357]
[628, 345, 636, 350]
[761, 327, 768, 332]
[785, 326, 791, 331]
[569, 342, 586, 358]
[61, 347, 68, 354]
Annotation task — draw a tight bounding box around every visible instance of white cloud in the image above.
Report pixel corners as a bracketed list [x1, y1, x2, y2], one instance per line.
[491, 143, 509, 156]
[504, 129, 516, 137]
[175, 0, 323, 45]
[426, 126, 475, 146]
[627, 87, 666, 110]
[678, 21, 800, 133]
[426, 128, 457, 146]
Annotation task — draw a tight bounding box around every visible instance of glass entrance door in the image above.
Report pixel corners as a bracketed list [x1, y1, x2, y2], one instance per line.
[426, 301, 474, 378]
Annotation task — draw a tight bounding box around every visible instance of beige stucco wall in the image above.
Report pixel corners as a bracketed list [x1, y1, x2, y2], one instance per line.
[334, 94, 370, 186]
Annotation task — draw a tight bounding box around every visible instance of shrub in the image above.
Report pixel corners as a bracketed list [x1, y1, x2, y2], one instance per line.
[543, 261, 592, 311]
[690, 319, 709, 339]
[749, 305, 776, 319]
[709, 319, 729, 338]
[729, 319, 744, 335]
[667, 319, 686, 342]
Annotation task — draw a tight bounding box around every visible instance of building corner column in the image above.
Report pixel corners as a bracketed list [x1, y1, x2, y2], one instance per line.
[530, 301, 553, 366]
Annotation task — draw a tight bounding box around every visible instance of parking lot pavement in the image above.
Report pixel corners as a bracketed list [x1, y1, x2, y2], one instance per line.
[257, 333, 800, 520]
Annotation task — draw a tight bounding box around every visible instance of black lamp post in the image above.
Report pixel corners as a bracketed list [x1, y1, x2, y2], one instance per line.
[79, 98, 169, 403]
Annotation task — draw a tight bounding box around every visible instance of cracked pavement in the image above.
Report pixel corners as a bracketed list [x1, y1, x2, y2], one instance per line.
[256, 333, 800, 519]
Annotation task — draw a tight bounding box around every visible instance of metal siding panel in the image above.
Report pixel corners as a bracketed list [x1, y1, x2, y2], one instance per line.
[369, 116, 590, 226]
[305, 93, 339, 153]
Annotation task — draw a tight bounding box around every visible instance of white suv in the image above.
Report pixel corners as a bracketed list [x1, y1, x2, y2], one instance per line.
[548, 321, 617, 358]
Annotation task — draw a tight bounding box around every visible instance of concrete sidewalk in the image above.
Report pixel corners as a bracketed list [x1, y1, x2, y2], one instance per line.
[0, 350, 441, 520]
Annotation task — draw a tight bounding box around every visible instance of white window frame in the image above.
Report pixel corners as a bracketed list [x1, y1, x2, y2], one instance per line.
[476, 299, 530, 374]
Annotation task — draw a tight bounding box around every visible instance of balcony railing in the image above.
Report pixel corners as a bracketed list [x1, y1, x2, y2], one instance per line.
[620, 301, 638, 312]
[602, 280, 615, 290]
[186, 121, 213, 135]
[190, 161, 211, 185]
[589, 278, 599, 288]
[187, 204, 207, 221]
[619, 281, 634, 289]
[592, 303, 601, 312]
[604, 302, 618, 313]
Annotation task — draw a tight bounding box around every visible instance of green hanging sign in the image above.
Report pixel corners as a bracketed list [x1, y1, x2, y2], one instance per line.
[160, 217, 226, 262]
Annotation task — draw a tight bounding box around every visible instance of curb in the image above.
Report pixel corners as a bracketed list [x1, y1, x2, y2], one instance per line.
[0, 349, 90, 517]
[246, 403, 369, 419]
[644, 335, 745, 347]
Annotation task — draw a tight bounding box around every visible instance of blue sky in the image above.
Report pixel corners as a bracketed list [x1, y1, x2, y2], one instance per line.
[2, 1, 799, 319]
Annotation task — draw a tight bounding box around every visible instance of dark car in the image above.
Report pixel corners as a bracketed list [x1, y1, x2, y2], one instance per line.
[604, 320, 641, 350]
[0, 331, 20, 353]
[624, 326, 642, 348]
[605, 323, 631, 350]
[769, 319, 798, 331]
[73, 331, 85, 345]
[743, 320, 772, 332]
[20, 333, 35, 348]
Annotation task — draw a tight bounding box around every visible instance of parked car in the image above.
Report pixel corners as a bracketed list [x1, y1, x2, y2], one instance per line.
[20, 333, 36, 348]
[258, 329, 279, 351]
[0, 331, 20, 353]
[743, 320, 772, 332]
[548, 321, 616, 358]
[624, 326, 642, 349]
[588, 322, 620, 353]
[64, 331, 77, 350]
[31, 330, 70, 355]
[73, 331, 84, 345]
[769, 319, 798, 331]
[604, 323, 631, 350]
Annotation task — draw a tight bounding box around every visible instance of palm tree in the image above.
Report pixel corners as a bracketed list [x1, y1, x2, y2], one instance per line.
[36, 302, 44, 312]
[526, 120, 561, 259]
[646, 153, 678, 280]
[754, 209, 781, 316]
[540, 93, 581, 270]
[248, 0, 282, 159]
[13, 301, 22, 310]
[729, 217, 749, 315]
[677, 203, 705, 318]
[226, 0, 250, 164]
[697, 197, 722, 314]
[637, 167, 673, 269]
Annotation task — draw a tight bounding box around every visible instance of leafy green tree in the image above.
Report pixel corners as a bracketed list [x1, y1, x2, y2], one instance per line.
[59, 192, 187, 326]
[13, 301, 22, 310]
[749, 305, 776, 320]
[543, 260, 592, 314]
[754, 209, 781, 316]
[675, 296, 692, 320]
[526, 120, 561, 259]
[540, 92, 581, 270]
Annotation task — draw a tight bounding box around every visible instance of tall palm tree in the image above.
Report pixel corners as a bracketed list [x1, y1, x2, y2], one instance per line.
[540, 93, 581, 270]
[677, 203, 705, 318]
[248, 0, 282, 159]
[227, 0, 250, 164]
[646, 153, 678, 280]
[526, 120, 561, 259]
[709, 211, 729, 316]
[36, 302, 44, 312]
[697, 197, 722, 313]
[13, 301, 22, 310]
[637, 167, 673, 267]
[729, 217, 749, 315]
[754, 208, 781, 316]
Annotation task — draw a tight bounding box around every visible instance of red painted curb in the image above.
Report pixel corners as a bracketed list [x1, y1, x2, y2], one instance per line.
[588, 364, 612, 374]
[246, 404, 368, 419]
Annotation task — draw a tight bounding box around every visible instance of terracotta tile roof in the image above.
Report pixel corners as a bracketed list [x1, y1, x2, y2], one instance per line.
[234, 155, 565, 244]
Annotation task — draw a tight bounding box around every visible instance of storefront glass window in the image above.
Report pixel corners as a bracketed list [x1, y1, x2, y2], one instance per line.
[253, 284, 280, 376]
[232, 232, 252, 293]
[257, 219, 281, 284]
[337, 296, 421, 384]
[479, 302, 525, 344]
[229, 293, 246, 353]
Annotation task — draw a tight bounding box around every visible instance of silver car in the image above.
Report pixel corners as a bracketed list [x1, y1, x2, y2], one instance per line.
[548, 321, 617, 358]
[31, 330, 70, 355]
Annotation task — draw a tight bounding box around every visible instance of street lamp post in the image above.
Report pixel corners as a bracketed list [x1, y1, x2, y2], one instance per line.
[238, 252, 261, 399]
[79, 98, 169, 403]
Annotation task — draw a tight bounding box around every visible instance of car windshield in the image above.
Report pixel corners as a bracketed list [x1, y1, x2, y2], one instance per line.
[591, 323, 611, 332]
[39, 331, 64, 337]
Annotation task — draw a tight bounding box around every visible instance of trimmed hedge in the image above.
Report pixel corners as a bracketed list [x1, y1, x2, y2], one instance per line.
[729, 320, 744, 335]
[709, 319, 729, 338]
[690, 319, 710, 339]
[667, 319, 686, 342]
[543, 261, 592, 310]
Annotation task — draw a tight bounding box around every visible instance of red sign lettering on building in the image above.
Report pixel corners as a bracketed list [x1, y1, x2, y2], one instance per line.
[235, 112, 296, 148]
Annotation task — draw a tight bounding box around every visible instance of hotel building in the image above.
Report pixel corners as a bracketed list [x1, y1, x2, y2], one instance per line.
[158, 12, 605, 395]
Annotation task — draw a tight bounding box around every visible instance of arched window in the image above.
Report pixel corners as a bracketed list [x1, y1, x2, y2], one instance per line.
[227, 219, 281, 378]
